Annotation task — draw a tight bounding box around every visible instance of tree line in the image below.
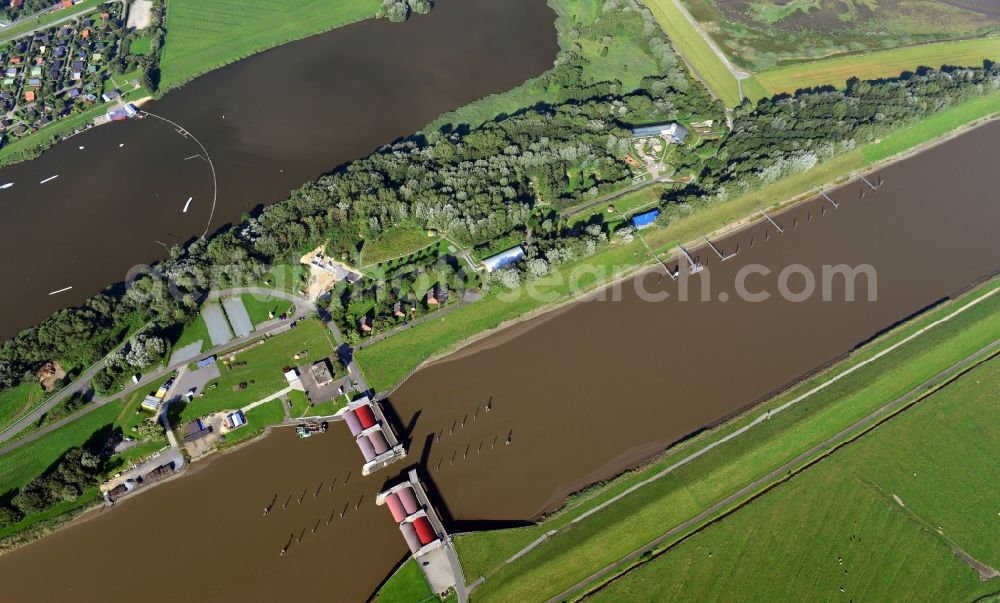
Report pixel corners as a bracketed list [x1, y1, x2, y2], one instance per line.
[0, 2, 996, 399]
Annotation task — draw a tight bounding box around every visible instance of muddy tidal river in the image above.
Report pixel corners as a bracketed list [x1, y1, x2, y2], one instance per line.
[0, 0, 559, 341]
[0, 118, 997, 601]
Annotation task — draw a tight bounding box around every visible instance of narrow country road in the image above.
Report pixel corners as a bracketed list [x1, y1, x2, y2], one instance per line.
[0, 288, 313, 454]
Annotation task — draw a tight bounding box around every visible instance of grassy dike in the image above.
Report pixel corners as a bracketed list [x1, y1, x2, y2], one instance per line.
[370, 92, 1000, 600]
[585, 353, 1000, 602]
[457, 277, 1000, 602]
[375, 274, 1000, 600]
[356, 91, 1000, 394]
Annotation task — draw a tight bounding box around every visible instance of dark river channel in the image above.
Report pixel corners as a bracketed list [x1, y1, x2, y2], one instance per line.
[0, 0, 559, 342]
[0, 118, 998, 601]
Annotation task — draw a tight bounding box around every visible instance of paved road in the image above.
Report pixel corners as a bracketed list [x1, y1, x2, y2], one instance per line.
[543, 336, 1000, 602]
[0, 288, 313, 455]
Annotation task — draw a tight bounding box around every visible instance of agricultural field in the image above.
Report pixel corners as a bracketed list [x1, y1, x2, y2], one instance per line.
[677, 0, 999, 71]
[587, 354, 1000, 601]
[158, 0, 380, 89]
[752, 36, 1000, 97]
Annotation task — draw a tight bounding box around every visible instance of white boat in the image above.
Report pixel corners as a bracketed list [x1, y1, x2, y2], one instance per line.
[0, 183, 12, 190]
[182, 197, 192, 213]
[39, 175, 58, 184]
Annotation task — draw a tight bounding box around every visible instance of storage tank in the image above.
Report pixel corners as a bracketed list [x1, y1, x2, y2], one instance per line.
[370, 429, 389, 455]
[397, 486, 419, 515]
[400, 521, 421, 554]
[413, 516, 436, 545]
[356, 405, 377, 429]
[385, 493, 407, 523]
[356, 435, 376, 462]
[344, 410, 362, 436]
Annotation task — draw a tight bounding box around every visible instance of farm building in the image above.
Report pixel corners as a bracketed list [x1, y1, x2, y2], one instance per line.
[631, 122, 688, 144]
[631, 209, 661, 230]
[481, 245, 526, 272]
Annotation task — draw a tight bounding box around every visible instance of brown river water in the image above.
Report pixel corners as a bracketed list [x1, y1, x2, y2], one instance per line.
[0, 0, 559, 342]
[0, 120, 998, 601]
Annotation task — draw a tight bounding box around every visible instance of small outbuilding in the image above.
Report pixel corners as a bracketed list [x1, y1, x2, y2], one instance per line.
[631, 209, 661, 230]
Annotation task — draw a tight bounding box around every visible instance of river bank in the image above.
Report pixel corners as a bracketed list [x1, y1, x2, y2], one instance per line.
[0, 0, 559, 340]
[0, 108, 998, 603]
[356, 92, 1000, 394]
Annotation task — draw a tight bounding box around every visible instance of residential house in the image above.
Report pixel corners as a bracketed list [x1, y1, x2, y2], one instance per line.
[23, 90, 35, 102]
[393, 301, 405, 318]
[359, 315, 372, 332]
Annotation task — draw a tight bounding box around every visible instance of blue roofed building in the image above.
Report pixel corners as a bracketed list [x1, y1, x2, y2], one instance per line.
[631, 209, 660, 230]
[481, 244, 526, 272]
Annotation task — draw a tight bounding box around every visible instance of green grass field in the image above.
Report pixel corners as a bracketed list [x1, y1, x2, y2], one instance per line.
[0, 402, 122, 499]
[171, 314, 209, 356]
[304, 395, 348, 418]
[158, 0, 380, 90]
[641, 0, 742, 107]
[0, 383, 46, 435]
[239, 293, 294, 327]
[129, 37, 153, 56]
[220, 398, 285, 447]
[360, 226, 437, 267]
[752, 36, 1000, 98]
[180, 318, 335, 422]
[377, 558, 434, 603]
[588, 354, 1000, 601]
[287, 389, 310, 419]
[458, 278, 1000, 602]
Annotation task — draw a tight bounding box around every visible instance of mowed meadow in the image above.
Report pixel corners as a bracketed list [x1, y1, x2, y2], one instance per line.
[159, 0, 380, 89]
[751, 36, 1000, 98]
[587, 354, 1000, 602]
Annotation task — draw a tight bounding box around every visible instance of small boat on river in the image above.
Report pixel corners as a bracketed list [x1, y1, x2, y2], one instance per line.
[296, 421, 328, 439]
